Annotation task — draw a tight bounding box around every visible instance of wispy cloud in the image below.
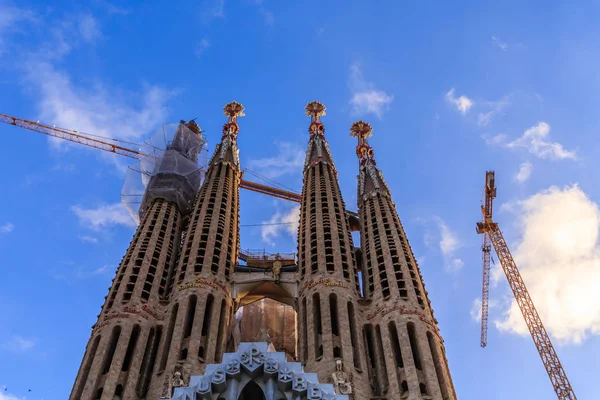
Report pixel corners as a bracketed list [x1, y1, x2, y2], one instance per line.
[195, 38, 211, 57]
[422, 216, 464, 273]
[78, 14, 102, 43]
[434, 216, 464, 272]
[2, 336, 36, 353]
[445, 88, 473, 115]
[349, 63, 394, 118]
[485, 122, 576, 160]
[515, 162, 532, 183]
[202, 0, 225, 24]
[478, 95, 510, 126]
[0, 386, 26, 400]
[72, 203, 137, 231]
[261, 205, 300, 246]
[0, 4, 36, 54]
[79, 235, 99, 243]
[51, 263, 113, 282]
[96, 0, 131, 15]
[247, 142, 304, 179]
[470, 297, 500, 322]
[0, 223, 14, 233]
[495, 184, 600, 344]
[492, 35, 507, 51]
[13, 9, 177, 171]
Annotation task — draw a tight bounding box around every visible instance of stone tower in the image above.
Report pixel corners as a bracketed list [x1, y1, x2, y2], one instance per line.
[69, 102, 458, 400]
[69, 120, 204, 400]
[351, 121, 457, 399]
[148, 102, 245, 398]
[296, 101, 370, 399]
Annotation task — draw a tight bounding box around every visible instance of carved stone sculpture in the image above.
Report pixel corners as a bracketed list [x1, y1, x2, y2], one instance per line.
[332, 360, 352, 395]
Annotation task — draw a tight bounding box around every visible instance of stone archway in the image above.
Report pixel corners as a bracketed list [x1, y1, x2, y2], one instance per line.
[239, 380, 265, 400]
[168, 342, 348, 400]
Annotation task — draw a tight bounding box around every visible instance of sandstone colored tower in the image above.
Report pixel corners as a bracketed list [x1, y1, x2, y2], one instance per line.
[69, 120, 204, 400]
[351, 121, 457, 399]
[296, 101, 370, 399]
[148, 102, 245, 398]
[70, 102, 458, 400]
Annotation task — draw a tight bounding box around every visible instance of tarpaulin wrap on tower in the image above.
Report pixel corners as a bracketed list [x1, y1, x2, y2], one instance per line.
[233, 298, 297, 361]
[121, 123, 209, 223]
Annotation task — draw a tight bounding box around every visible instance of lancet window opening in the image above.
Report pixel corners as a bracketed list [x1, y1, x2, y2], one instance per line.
[159, 303, 178, 372]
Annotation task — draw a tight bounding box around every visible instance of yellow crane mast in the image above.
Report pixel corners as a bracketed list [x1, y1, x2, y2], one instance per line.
[476, 171, 577, 400]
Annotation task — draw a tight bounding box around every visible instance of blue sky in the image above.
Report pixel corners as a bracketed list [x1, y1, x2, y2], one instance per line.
[1, 0, 599, 399]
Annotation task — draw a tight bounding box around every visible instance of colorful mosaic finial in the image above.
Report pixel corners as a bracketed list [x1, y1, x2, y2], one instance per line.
[349, 121, 373, 140]
[305, 101, 326, 138]
[223, 101, 245, 119]
[350, 121, 376, 165]
[305, 101, 326, 120]
[222, 101, 244, 140]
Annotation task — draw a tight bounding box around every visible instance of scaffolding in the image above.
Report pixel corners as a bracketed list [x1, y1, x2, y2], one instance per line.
[121, 122, 209, 223]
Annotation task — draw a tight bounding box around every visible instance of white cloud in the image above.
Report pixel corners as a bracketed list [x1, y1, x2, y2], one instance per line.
[97, 0, 131, 15]
[261, 10, 274, 25]
[195, 38, 211, 57]
[507, 122, 576, 160]
[25, 62, 175, 169]
[0, 387, 26, 400]
[0, 223, 14, 233]
[445, 88, 473, 115]
[261, 205, 300, 246]
[515, 162, 532, 183]
[78, 14, 101, 42]
[427, 216, 464, 273]
[0, 4, 36, 53]
[349, 63, 394, 118]
[478, 95, 510, 126]
[2, 336, 36, 353]
[247, 142, 304, 179]
[79, 235, 98, 243]
[484, 123, 576, 161]
[72, 203, 137, 231]
[492, 35, 507, 51]
[202, 0, 225, 23]
[470, 297, 500, 322]
[495, 185, 600, 344]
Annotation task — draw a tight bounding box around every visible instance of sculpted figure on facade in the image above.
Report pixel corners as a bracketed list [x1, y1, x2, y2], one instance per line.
[332, 360, 352, 395]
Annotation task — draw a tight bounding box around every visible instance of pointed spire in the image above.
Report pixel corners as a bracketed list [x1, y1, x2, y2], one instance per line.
[349, 120, 376, 167]
[209, 101, 245, 167]
[303, 101, 336, 170]
[350, 121, 391, 199]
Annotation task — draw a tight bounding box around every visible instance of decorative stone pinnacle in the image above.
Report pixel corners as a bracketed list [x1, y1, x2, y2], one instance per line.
[305, 101, 326, 119]
[349, 120, 373, 139]
[223, 101, 245, 120]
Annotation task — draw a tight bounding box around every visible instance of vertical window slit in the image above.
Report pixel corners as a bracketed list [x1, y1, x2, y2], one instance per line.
[313, 293, 323, 359]
[73, 334, 101, 399]
[121, 325, 140, 372]
[428, 331, 449, 399]
[214, 300, 227, 363]
[407, 322, 422, 370]
[302, 297, 308, 363]
[389, 321, 404, 368]
[101, 326, 121, 375]
[347, 302, 361, 369]
[159, 303, 178, 371]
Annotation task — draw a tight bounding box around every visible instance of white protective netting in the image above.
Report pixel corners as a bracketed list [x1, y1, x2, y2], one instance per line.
[121, 123, 209, 224]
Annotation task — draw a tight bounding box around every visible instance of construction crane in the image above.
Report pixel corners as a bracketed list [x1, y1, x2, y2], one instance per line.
[0, 112, 302, 203]
[476, 171, 577, 400]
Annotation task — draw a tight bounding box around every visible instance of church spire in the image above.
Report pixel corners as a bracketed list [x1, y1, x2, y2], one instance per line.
[303, 101, 336, 170]
[350, 120, 392, 199]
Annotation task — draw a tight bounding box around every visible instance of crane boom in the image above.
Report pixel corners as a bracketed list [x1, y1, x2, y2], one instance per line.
[476, 171, 576, 400]
[0, 112, 302, 203]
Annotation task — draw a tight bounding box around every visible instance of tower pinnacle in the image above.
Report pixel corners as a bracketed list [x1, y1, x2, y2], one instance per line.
[350, 120, 376, 167]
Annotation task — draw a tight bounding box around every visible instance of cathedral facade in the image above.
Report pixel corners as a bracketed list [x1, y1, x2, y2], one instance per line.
[69, 101, 457, 400]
